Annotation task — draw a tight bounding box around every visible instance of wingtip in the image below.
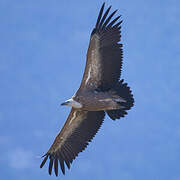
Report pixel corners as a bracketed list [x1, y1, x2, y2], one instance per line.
[96, 2, 106, 28]
[54, 158, 59, 177]
[108, 5, 112, 10]
[101, 2, 105, 11]
[48, 156, 54, 175]
[59, 159, 65, 175]
[40, 154, 48, 169]
[114, 9, 118, 15]
[41, 153, 48, 158]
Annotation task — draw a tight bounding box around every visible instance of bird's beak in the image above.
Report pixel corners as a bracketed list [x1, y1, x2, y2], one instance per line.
[61, 101, 69, 106]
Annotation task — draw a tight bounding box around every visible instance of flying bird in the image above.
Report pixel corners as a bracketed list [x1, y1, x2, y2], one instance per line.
[40, 3, 134, 176]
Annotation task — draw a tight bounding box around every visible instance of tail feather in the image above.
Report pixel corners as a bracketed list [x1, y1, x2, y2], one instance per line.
[106, 79, 134, 120]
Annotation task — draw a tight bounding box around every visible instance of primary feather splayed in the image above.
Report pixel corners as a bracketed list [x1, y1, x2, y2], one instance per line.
[40, 3, 134, 176]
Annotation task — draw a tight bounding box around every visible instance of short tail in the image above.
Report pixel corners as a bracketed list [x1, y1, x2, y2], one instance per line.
[106, 79, 134, 120]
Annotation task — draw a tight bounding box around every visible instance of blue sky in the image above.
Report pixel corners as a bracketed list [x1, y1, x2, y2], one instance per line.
[0, 0, 180, 179]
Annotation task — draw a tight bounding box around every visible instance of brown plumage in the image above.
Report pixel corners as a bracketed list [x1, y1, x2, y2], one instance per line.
[40, 3, 134, 176]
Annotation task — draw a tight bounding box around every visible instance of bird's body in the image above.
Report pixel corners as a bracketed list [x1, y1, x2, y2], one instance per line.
[40, 3, 134, 176]
[71, 88, 126, 111]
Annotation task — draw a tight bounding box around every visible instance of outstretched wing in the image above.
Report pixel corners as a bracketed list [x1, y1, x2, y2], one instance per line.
[80, 3, 123, 91]
[40, 109, 105, 176]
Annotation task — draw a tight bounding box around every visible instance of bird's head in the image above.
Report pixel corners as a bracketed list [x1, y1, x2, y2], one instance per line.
[61, 98, 82, 109]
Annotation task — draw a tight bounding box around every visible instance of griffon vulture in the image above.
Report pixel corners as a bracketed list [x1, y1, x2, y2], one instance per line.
[40, 3, 134, 176]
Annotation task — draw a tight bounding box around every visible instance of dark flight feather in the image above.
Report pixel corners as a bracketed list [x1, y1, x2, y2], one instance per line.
[96, 3, 105, 28]
[98, 6, 112, 29]
[40, 154, 48, 168]
[54, 158, 58, 176]
[48, 156, 53, 175]
[59, 157, 65, 175]
[107, 16, 121, 28]
[102, 10, 117, 29]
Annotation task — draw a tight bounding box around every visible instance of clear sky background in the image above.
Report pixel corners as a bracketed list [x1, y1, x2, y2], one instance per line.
[0, 0, 180, 179]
